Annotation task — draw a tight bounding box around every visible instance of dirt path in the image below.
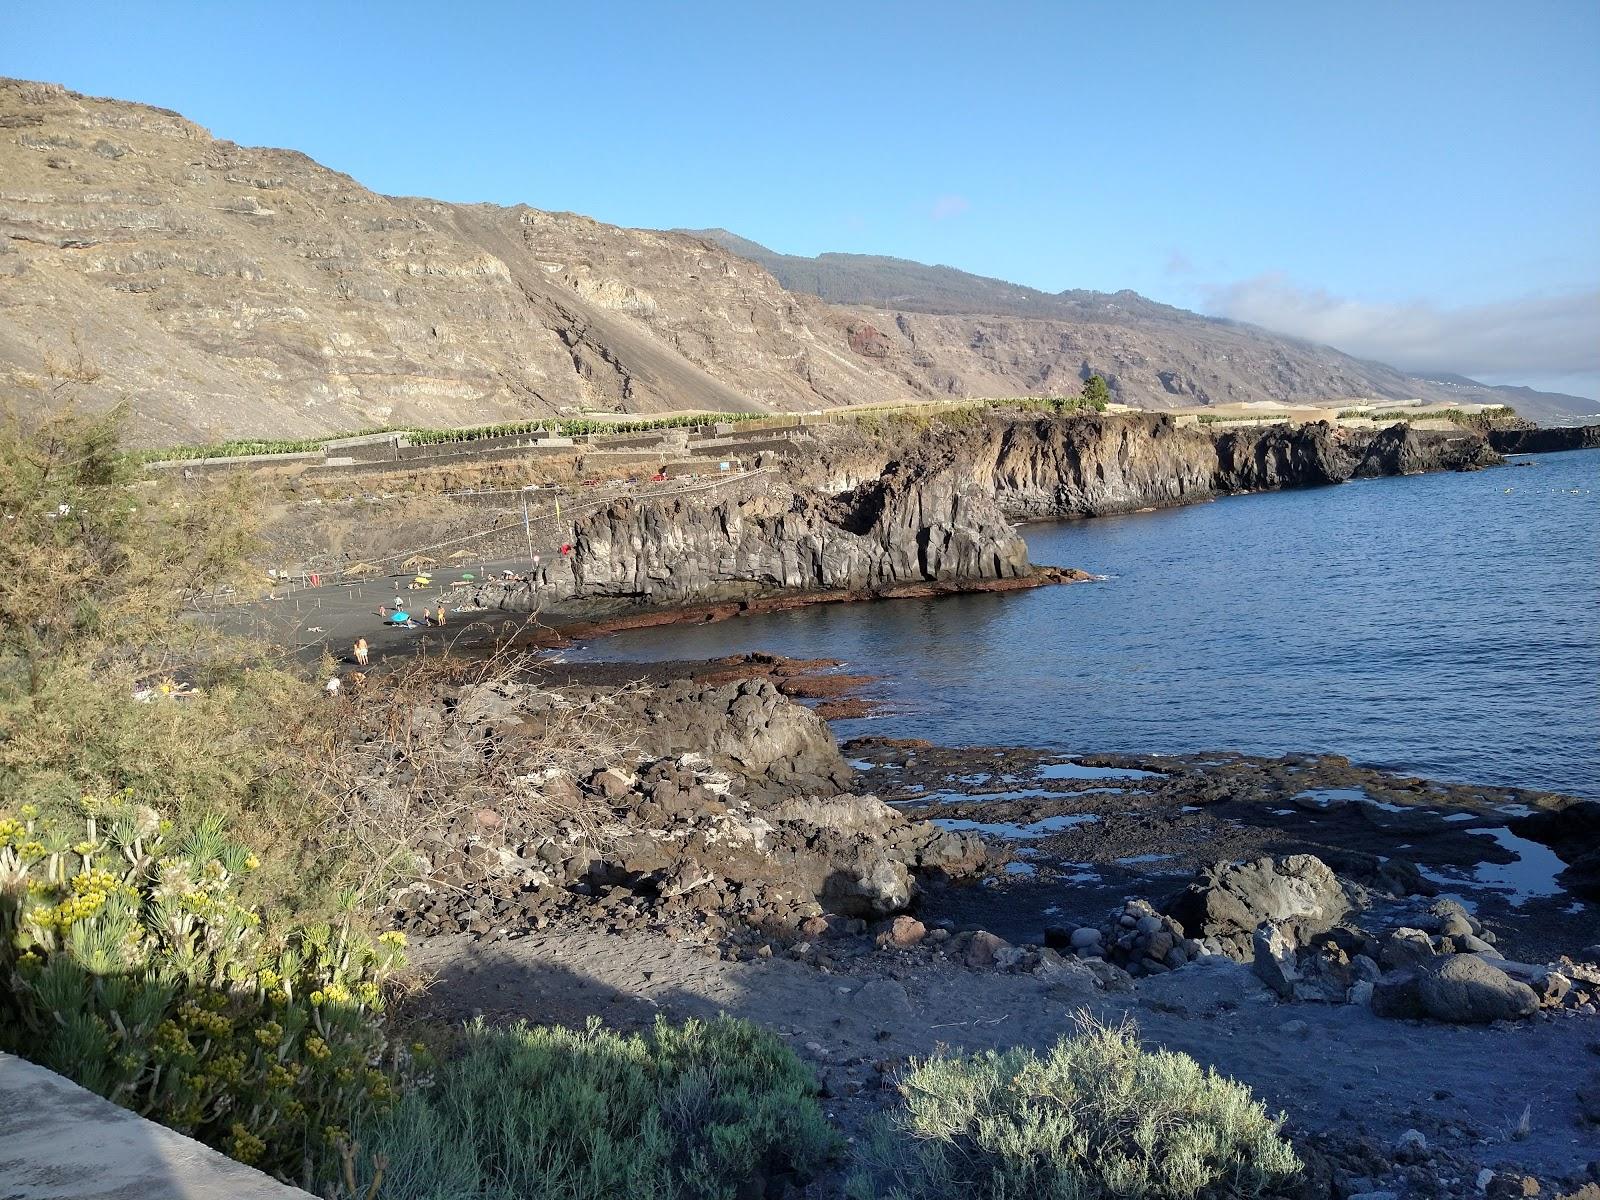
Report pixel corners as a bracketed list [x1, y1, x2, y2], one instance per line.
[405, 927, 1600, 1181]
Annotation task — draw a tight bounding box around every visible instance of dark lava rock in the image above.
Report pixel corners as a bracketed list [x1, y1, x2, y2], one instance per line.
[1167, 854, 1352, 960]
[1375, 957, 1540, 1024]
[1489, 424, 1600, 454]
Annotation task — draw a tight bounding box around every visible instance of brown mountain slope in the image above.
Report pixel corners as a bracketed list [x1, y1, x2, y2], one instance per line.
[682, 232, 1594, 423]
[0, 79, 928, 446]
[1, 78, 1585, 447]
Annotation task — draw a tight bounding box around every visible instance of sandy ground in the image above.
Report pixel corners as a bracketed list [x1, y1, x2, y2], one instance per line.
[403, 926, 1600, 1182]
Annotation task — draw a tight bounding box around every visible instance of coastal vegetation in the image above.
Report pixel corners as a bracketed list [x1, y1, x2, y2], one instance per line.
[847, 1016, 1301, 1200]
[130, 410, 776, 464]
[349, 1015, 838, 1199]
[1333, 404, 1518, 427]
[0, 799, 405, 1183]
[1079, 373, 1113, 408]
[130, 389, 1118, 467]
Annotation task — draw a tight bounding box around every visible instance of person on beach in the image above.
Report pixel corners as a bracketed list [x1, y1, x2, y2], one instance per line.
[353, 638, 369, 667]
[378, 605, 389, 619]
[421, 607, 434, 626]
[435, 604, 447, 626]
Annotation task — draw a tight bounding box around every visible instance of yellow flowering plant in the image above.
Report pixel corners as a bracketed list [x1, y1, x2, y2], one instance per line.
[0, 799, 410, 1184]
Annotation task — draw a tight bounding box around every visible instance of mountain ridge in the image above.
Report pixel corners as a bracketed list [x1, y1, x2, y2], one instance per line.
[0, 76, 1585, 447]
[678, 229, 1591, 422]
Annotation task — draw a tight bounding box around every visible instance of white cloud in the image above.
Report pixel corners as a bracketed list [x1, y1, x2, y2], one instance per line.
[1202, 273, 1600, 397]
[930, 194, 971, 221]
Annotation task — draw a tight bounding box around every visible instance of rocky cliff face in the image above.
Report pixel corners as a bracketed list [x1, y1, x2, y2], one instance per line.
[447, 414, 1501, 619]
[453, 451, 1031, 615]
[987, 417, 1501, 518]
[1488, 425, 1600, 455]
[795, 413, 1503, 522]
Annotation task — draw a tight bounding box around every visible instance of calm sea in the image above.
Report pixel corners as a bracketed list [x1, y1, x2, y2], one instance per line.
[569, 448, 1600, 799]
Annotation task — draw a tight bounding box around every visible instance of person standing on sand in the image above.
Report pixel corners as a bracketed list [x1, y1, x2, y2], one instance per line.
[353, 638, 369, 667]
[436, 603, 447, 627]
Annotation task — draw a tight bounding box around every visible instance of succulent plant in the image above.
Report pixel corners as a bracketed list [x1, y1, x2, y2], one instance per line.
[0, 797, 408, 1183]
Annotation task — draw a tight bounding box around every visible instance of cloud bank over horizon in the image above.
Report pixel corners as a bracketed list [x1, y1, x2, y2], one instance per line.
[1201, 275, 1600, 401]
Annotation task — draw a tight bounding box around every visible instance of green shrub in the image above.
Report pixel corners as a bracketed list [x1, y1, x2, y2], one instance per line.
[847, 1016, 1301, 1200]
[353, 1013, 840, 1200]
[0, 798, 407, 1184]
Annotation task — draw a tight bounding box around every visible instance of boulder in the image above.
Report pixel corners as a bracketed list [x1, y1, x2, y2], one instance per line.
[1032, 949, 1103, 997]
[1078, 956, 1136, 993]
[880, 915, 926, 949]
[1375, 957, 1540, 1023]
[1138, 956, 1272, 1016]
[823, 858, 912, 917]
[588, 766, 636, 800]
[1168, 855, 1352, 960]
[1380, 927, 1439, 970]
[1253, 923, 1299, 999]
[1393, 1129, 1429, 1163]
[964, 930, 1009, 969]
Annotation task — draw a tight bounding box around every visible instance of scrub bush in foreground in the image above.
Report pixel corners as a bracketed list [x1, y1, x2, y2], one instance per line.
[353, 1013, 839, 1200]
[847, 1015, 1302, 1200]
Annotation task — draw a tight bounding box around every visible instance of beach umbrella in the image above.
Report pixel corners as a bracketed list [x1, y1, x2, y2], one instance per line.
[460, 572, 475, 580]
[389, 611, 411, 624]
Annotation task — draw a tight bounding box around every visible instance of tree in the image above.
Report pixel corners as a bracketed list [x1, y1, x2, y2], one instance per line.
[1080, 374, 1112, 409]
[0, 403, 254, 695]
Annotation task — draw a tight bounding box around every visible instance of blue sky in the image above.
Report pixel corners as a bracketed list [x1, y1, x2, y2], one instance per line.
[7, 1, 1599, 396]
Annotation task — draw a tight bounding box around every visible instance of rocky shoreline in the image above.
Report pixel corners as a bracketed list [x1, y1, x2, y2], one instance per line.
[1489, 425, 1600, 455]
[433, 414, 1506, 629]
[479, 566, 1092, 652]
[371, 651, 1600, 1197]
[245, 416, 1597, 1195]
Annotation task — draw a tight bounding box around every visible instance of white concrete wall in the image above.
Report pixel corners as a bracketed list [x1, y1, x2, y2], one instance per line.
[0, 1053, 316, 1199]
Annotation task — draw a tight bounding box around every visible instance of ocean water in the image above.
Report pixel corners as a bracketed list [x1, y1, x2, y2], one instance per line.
[568, 449, 1600, 799]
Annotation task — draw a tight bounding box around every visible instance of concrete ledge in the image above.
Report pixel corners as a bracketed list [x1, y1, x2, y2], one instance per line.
[0, 1052, 315, 1199]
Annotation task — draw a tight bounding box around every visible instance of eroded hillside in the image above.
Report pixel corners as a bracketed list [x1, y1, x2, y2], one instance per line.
[0, 79, 928, 445]
[1, 77, 1585, 447]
